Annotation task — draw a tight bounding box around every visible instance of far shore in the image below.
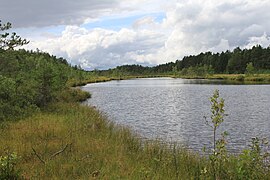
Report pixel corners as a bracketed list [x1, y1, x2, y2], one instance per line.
[69, 73, 270, 87]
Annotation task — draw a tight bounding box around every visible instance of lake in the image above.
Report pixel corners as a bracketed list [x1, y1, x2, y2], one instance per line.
[82, 78, 270, 152]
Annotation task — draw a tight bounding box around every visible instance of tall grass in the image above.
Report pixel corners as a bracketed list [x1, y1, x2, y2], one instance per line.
[0, 100, 205, 179]
[205, 74, 270, 83]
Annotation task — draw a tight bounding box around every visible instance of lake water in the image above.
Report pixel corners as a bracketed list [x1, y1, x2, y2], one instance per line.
[82, 78, 270, 152]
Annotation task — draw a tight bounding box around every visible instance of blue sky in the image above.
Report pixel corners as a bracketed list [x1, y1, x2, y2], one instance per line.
[2, 0, 270, 70]
[82, 12, 165, 31]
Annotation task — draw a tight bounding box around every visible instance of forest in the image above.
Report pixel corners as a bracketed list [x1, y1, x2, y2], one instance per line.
[99, 45, 270, 77]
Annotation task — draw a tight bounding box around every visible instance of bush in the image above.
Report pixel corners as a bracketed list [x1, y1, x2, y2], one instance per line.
[56, 88, 91, 103]
[235, 75, 245, 81]
[0, 75, 37, 121]
[245, 62, 255, 75]
[202, 90, 270, 179]
[0, 152, 21, 179]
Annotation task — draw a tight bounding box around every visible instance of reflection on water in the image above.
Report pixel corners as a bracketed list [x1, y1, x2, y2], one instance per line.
[82, 78, 270, 152]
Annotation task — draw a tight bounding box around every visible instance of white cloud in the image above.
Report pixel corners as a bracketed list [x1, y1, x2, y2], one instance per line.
[14, 0, 270, 69]
[132, 16, 157, 29]
[209, 39, 230, 53]
[26, 26, 166, 69]
[239, 24, 264, 38]
[158, 0, 270, 58]
[245, 33, 270, 49]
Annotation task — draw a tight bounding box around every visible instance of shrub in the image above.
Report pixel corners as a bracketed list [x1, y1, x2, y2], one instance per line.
[203, 90, 228, 179]
[0, 152, 21, 179]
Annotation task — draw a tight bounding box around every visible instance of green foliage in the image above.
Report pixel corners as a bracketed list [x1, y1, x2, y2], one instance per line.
[203, 90, 227, 179]
[235, 137, 270, 179]
[35, 61, 67, 107]
[172, 65, 178, 76]
[112, 68, 122, 80]
[0, 152, 21, 179]
[0, 75, 16, 121]
[56, 88, 91, 103]
[0, 75, 37, 121]
[227, 47, 244, 73]
[235, 74, 245, 81]
[201, 90, 270, 179]
[246, 62, 255, 75]
[209, 90, 225, 136]
[0, 48, 93, 121]
[179, 65, 214, 77]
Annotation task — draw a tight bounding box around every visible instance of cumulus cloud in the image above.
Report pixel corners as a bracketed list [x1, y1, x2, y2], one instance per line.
[245, 33, 270, 49]
[26, 26, 166, 69]
[8, 0, 270, 69]
[161, 0, 270, 54]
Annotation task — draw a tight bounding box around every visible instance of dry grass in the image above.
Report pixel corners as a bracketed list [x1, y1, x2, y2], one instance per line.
[0, 102, 203, 179]
[208, 74, 270, 82]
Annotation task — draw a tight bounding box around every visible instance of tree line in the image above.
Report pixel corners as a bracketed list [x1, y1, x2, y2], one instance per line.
[98, 45, 270, 76]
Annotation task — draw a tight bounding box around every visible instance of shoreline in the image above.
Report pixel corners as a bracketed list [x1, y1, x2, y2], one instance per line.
[174, 73, 270, 84]
[1, 77, 270, 178]
[75, 74, 270, 87]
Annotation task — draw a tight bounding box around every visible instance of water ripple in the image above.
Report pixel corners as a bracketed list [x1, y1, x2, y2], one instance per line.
[82, 78, 270, 152]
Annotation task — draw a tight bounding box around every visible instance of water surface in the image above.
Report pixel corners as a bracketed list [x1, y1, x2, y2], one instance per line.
[82, 78, 270, 152]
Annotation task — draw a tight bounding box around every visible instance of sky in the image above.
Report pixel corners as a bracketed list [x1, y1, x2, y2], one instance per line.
[1, 0, 270, 70]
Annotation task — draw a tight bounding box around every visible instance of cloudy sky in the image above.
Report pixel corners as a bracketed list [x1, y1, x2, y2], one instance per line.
[1, 0, 270, 69]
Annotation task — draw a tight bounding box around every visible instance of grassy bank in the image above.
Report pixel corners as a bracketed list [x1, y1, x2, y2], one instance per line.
[0, 89, 204, 179]
[175, 73, 270, 83]
[68, 72, 270, 87]
[67, 74, 171, 87]
[1, 88, 270, 179]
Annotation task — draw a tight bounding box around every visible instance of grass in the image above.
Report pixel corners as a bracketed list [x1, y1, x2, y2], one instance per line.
[175, 73, 270, 84]
[67, 76, 113, 87]
[0, 98, 204, 179]
[208, 74, 270, 82]
[78, 73, 270, 85]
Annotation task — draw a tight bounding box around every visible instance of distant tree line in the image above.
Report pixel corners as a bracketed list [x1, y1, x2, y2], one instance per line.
[98, 45, 270, 76]
[175, 46, 270, 74]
